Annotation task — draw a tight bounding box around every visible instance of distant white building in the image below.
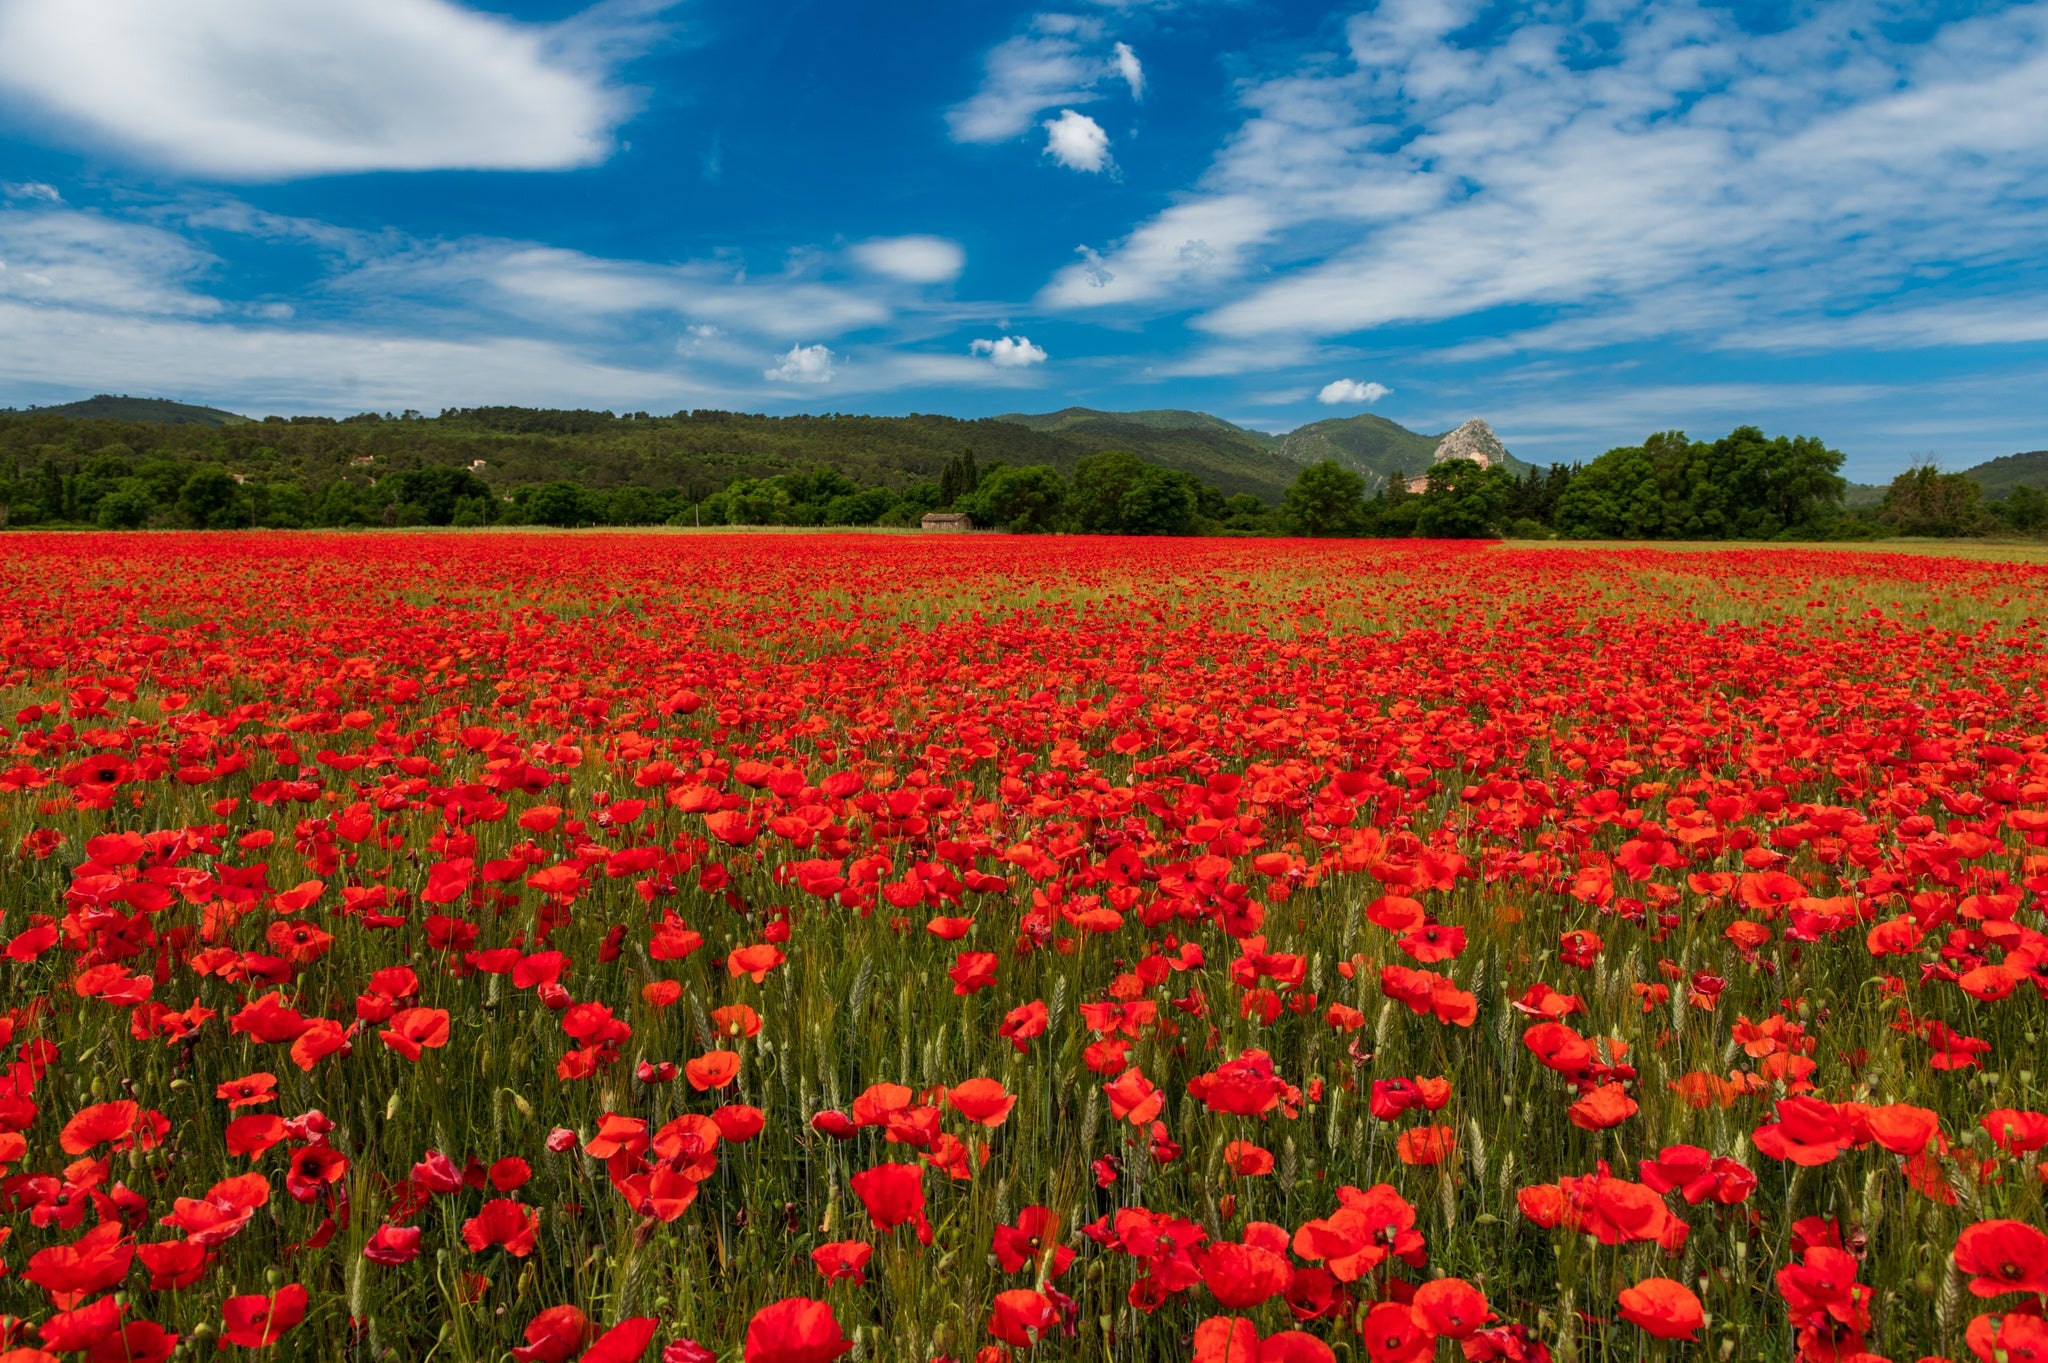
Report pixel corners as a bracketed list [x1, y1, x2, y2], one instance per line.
[921, 512, 973, 531]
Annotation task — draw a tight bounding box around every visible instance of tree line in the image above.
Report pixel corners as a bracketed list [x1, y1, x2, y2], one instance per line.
[0, 407, 2039, 539]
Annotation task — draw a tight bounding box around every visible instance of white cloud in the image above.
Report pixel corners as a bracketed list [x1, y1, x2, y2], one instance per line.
[0, 298, 714, 412]
[338, 241, 893, 339]
[1317, 378, 1389, 405]
[1044, 110, 1112, 173]
[1041, 0, 2048, 359]
[947, 15, 1141, 146]
[1043, 196, 1272, 307]
[971, 335, 1049, 367]
[0, 210, 220, 315]
[1113, 42, 1144, 99]
[0, 203, 1069, 411]
[850, 235, 966, 284]
[3, 181, 60, 203]
[764, 343, 837, 384]
[0, 0, 652, 179]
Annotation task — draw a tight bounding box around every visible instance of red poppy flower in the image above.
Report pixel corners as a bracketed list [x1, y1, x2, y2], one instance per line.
[1102, 1067, 1165, 1125]
[1568, 1085, 1639, 1131]
[38, 1295, 127, 1353]
[742, 1298, 851, 1363]
[945, 1078, 1017, 1128]
[285, 1144, 349, 1202]
[59, 1101, 140, 1154]
[1753, 1098, 1854, 1165]
[1224, 1140, 1274, 1176]
[221, 1283, 310, 1348]
[461, 1199, 540, 1257]
[684, 1050, 740, 1091]
[849, 1162, 930, 1243]
[1966, 1310, 2048, 1363]
[363, 1224, 424, 1266]
[988, 1289, 1062, 1347]
[581, 1317, 660, 1363]
[947, 951, 999, 995]
[998, 1000, 1049, 1050]
[726, 944, 786, 981]
[378, 1007, 451, 1061]
[810, 1240, 873, 1286]
[21, 1223, 133, 1306]
[1200, 1242, 1292, 1309]
[511, 1306, 590, 1363]
[1396, 1126, 1458, 1166]
[1617, 1277, 1703, 1341]
[1955, 1220, 2048, 1298]
[1361, 1300, 1433, 1363]
[137, 1239, 211, 1290]
[1411, 1277, 1493, 1339]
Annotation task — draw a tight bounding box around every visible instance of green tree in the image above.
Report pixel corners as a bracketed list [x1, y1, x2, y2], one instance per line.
[1118, 466, 1201, 536]
[1879, 461, 1985, 536]
[522, 482, 594, 527]
[1995, 483, 2047, 532]
[1414, 459, 1514, 538]
[95, 481, 155, 529]
[1067, 450, 1151, 533]
[75, 452, 132, 518]
[723, 479, 792, 525]
[1555, 427, 1843, 540]
[1283, 460, 1368, 536]
[823, 487, 898, 526]
[937, 449, 981, 508]
[1216, 493, 1275, 535]
[959, 464, 1066, 532]
[389, 465, 492, 525]
[177, 466, 243, 528]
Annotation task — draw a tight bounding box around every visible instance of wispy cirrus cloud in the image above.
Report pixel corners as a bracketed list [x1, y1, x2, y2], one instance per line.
[1044, 0, 2048, 369]
[0, 196, 1053, 410]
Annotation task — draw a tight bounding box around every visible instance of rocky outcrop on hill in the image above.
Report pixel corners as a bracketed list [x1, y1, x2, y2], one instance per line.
[1432, 418, 1509, 469]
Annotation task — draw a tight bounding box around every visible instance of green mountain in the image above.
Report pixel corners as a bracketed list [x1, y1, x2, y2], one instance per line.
[1001, 407, 1282, 448]
[994, 407, 1297, 499]
[1277, 415, 1442, 488]
[27, 395, 250, 427]
[1962, 449, 2048, 499]
[1270, 414, 1534, 491]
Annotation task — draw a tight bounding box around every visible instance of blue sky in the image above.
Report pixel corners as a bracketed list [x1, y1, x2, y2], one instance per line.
[1, 0, 2045, 478]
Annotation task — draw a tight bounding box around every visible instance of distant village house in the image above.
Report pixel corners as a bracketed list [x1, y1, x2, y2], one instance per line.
[920, 512, 973, 531]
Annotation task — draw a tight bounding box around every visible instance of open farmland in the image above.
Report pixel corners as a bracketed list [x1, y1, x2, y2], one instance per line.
[0, 532, 2044, 1363]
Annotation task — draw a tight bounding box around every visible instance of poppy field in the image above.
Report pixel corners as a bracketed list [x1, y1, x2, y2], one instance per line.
[1, 530, 2046, 1363]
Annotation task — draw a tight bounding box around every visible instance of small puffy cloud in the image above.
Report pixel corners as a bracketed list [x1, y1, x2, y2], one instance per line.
[851, 235, 966, 284]
[764, 342, 836, 384]
[947, 17, 1141, 147]
[1044, 110, 1111, 173]
[1318, 379, 1390, 405]
[0, 0, 648, 179]
[3, 181, 61, 202]
[1112, 42, 1143, 99]
[970, 335, 1048, 367]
